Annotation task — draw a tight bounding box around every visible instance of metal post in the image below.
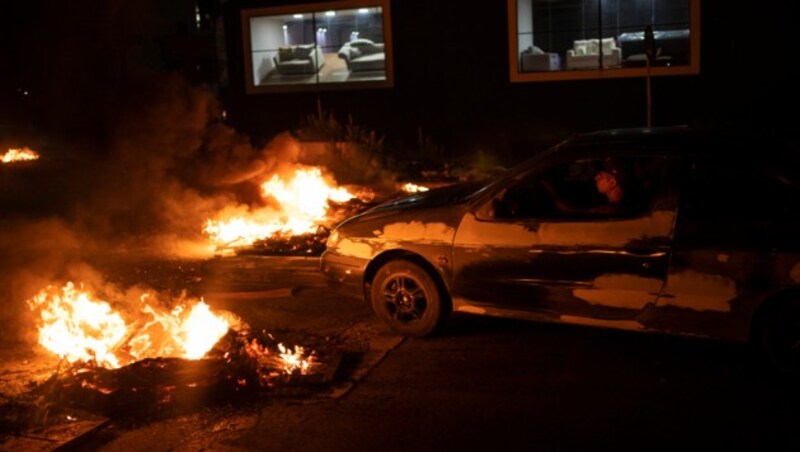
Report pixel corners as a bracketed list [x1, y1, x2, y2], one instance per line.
[644, 25, 655, 128]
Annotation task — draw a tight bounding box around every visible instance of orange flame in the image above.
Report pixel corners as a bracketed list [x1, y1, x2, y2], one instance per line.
[204, 166, 361, 250]
[127, 294, 231, 362]
[2, 147, 39, 163]
[242, 337, 316, 383]
[28, 282, 127, 368]
[27, 282, 318, 377]
[401, 182, 429, 193]
[27, 282, 230, 369]
[277, 343, 313, 375]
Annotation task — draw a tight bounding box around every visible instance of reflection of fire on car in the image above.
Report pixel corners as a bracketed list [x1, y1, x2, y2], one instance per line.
[321, 126, 800, 373]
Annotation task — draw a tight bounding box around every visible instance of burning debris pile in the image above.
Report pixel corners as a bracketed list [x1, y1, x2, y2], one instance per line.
[203, 166, 379, 256]
[200, 164, 436, 257]
[2, 280, 333, 431]
[26, 282, 234, 368]
[21, 328, 324, 421]
[209, 180, 430, 257]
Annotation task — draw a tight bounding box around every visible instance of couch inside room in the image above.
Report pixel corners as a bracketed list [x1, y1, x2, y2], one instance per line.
[565, 37, 621, 70]
[617, 29, 690, 67]
[337, 39, 385, 72]
[273, 44, 324, 75]
[520, 45, 561, 72]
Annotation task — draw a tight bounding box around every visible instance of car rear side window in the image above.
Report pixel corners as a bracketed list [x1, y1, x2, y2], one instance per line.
[677, 158, 800, 248]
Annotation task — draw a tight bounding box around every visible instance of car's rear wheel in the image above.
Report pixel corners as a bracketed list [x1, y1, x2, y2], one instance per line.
[755, 298, 800, 376]
[370, 260, 449, 337]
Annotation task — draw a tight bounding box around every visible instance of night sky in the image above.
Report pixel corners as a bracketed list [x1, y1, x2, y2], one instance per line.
[1, 0, 200, 148]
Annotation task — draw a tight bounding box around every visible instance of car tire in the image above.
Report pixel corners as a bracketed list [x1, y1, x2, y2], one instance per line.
[755, 299, 800, 376]
[370, 260, 449, 337]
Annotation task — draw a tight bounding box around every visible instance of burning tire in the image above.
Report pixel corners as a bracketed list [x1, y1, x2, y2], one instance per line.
[370, 260, 449, 337]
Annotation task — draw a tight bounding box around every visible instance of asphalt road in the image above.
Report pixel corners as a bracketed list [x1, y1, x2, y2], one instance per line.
[3, 256, 800, 451]
[85, 320, 799, 452]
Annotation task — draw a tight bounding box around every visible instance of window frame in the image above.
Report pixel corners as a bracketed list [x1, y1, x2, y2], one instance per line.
[507, 0, 701, 83]
[241, 0, 394, 94]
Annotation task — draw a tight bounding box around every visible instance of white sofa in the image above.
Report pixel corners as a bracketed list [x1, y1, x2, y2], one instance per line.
[566, 38, 621, 70]
[520, 46, 561, 71]
[337, 39, 385, 72]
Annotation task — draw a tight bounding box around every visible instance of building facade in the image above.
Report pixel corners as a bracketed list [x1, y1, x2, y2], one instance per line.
[219, 0, 798, 162]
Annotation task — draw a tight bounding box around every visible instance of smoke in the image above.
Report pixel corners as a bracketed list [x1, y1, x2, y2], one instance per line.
[0, 75, 230, 342]
[0, 217, 93, 344]
[1, 73, 401, 344]
[76, 74, 392, 253]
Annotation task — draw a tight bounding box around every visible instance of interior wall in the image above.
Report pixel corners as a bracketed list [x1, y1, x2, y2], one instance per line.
[518, 0, 533, 51]
[249, 16, 284, 82]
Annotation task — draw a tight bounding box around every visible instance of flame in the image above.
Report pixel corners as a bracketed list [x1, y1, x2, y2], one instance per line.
[277, 343, 313, 375]
[27, 282, 318, 378]
[179, 302, 231, 359]
[205, 166, 361, 249]
[27, 282, 231, 369]
[401, 182, 429, 193]
[27, 282, 127, 368]
[243, 337, 316, 383]
[127, 296, 231, 362]
[263, 168, 354, 222]
[2, 147, 40, 163]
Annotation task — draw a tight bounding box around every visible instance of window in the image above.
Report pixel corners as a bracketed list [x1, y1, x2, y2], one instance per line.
[508, 0, 700, 82]
[242, 0, 393, 93]
[492, 154, 671, 221]
[677, 158, 800, 249]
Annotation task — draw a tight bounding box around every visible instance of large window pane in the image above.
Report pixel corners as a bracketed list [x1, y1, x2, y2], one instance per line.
[246, 3, 388, 90]
[516, 0, 692, 75]
[612, 0, 691, 67]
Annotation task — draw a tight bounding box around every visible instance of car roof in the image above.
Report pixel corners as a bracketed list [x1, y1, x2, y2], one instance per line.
[567, 126, 715, 149]
[560, 126, 798, 165]
[506, 126, 799, 187]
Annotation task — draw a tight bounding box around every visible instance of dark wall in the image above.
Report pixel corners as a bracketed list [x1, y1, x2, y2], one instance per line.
[221, 0, 800, 164]
[1, 0, 215, 149]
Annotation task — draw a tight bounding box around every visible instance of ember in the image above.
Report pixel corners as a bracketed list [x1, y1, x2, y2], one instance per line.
[1, 146, 39, 163]
[241, 334, 317, 382]
[243, 229, 329, 256]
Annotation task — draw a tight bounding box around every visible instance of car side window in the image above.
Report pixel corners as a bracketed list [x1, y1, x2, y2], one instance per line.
[677, 159, 800, 248]
[491, 154, 671, 221]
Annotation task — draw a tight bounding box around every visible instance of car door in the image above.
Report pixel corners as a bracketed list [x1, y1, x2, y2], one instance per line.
[655, 154, 800, 340]
[451, 151, 679, 324]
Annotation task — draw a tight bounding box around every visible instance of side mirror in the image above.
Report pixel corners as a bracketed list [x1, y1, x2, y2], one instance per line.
[493, 197, 519, 219]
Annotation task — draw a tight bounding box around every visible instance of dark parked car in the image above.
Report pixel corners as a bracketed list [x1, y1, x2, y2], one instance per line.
[321, 127, 800, 371]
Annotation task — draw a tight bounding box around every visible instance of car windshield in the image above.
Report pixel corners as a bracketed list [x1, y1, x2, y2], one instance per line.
[462, 142, 564, 203]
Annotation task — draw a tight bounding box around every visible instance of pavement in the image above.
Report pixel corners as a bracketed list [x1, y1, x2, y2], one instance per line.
[0, 255, 405, 450]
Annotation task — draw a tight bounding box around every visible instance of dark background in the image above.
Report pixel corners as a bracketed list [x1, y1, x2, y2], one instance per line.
[2, 0, 799, 166]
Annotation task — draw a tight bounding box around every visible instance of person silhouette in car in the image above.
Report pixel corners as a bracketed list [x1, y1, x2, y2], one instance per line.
[543, 157, 634, 216]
